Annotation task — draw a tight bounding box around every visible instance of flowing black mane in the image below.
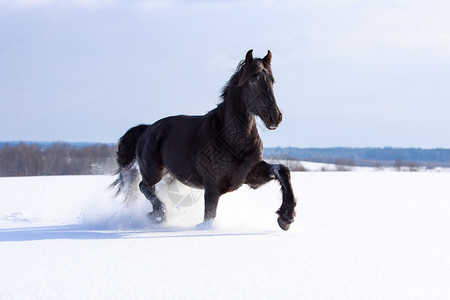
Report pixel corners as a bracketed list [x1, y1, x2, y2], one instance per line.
[220, 60, 245, 101]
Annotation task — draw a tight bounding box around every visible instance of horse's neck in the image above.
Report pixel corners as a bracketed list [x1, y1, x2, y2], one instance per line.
[219, 91, 259, 145]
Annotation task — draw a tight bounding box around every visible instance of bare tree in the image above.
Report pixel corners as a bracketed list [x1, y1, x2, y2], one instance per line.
[0, 143, 117, 177]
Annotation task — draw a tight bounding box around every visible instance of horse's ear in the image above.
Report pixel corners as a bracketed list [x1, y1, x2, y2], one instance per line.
[263, 50, 272, 65]
[238, 49, 254, 86]
[245, 49, 253, 65]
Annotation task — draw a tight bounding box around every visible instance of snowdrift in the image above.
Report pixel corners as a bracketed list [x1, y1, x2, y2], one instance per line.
[1, 172, 449, 299]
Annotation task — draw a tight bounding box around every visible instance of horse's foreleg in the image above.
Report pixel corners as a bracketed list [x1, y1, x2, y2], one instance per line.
[196, 186, 221, 229]
[272, 164, 296, 230]
[246, 161, 296, 230]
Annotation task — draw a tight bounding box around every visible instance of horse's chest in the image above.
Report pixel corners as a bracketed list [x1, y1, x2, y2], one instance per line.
[196, 141, 260, 191]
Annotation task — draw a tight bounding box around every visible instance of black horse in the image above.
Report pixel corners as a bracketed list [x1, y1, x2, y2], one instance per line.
[111, 50, 296, 230]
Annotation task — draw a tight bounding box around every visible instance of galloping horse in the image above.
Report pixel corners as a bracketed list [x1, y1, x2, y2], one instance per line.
[111, 50, 297, 230]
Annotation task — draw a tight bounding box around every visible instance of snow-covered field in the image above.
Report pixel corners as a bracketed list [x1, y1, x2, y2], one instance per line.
[1, 172, 449, 299]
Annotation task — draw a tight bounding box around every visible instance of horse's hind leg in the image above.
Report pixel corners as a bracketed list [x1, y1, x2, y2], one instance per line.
[245, 160, 296, 230]
[195, 184, 221, 229]
[139, 169, 166, 223]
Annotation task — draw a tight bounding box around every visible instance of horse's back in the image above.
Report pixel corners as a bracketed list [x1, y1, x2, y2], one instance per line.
[156, 114, 206, 144]
[136, 114, 208, 186]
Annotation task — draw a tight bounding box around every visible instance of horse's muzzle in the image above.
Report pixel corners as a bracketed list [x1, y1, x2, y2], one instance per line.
[267, 112, 282, 130]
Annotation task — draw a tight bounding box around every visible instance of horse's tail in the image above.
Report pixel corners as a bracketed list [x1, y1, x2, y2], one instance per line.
[109, 124, 148, 203]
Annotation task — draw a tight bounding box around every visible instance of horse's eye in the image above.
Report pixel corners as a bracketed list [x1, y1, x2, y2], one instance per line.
[249, 79, 257, 86]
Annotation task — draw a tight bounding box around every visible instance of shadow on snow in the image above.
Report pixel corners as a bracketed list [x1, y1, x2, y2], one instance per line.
[0, 225, 275, 242]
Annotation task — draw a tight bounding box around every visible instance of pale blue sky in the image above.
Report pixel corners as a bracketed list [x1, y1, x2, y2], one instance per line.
[1, 0, 449, 147]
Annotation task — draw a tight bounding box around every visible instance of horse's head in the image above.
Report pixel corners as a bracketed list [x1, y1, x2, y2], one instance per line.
[238, 49, 282, 130]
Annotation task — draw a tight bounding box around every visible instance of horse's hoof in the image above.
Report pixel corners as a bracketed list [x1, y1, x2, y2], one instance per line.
[148, 211, 166, 224]
[195, 219, 215, 230]
[277, 216, 291, 231]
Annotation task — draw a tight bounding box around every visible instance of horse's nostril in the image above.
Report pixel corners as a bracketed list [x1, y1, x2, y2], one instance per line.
[279, 112, 283, 123]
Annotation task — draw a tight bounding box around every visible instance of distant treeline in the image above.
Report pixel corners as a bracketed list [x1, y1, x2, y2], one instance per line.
[264, 147, 450, 167]
[0, 142, 117, 177]
[1, 142, 450, 177]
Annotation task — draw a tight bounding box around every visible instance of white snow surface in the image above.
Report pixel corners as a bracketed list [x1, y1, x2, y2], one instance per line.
[1, 172, 449, 299]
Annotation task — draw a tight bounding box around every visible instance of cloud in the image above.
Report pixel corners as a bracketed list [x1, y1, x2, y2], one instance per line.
[0, 0, 174, 11]
[133, 0, 174, 12]
[0, 0, 53, 7]
[0, 0, 119, 9]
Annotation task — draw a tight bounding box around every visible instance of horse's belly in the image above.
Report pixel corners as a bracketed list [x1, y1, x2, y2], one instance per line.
[172, 171, 204, 189]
